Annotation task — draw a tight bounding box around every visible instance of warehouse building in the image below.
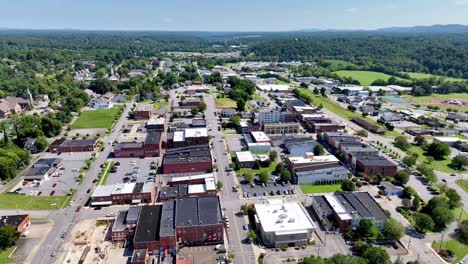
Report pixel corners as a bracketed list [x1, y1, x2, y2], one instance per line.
[288, 153, 348, 184]
[90, 182, 155, 206]
[254, 200, 316, 247]
[49, 138, 98, 153]
[162, 145, 212, 174]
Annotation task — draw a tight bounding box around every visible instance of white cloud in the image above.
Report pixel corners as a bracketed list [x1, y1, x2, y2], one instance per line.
[345, 7, 359, 13]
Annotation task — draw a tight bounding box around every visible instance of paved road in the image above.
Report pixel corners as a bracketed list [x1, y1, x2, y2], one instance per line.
[31, 101, 134, 264]
[204, 94, 256, 264]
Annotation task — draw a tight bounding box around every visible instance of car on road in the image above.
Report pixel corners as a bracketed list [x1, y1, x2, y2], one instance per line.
[106, 212, 115, 217]
[214, 244, 222, 250]
[243, 225, 247, 230]
[69, 201, 73, 206]
[130, 178, 137, 182]
[52, 183, 57, 187]
[442, 179, 447, 182]
[114, 162, 120, 166]
[50, 251, 56, 257]
[92, 179, 98, 183]
[450, 173, 456, 176]
[38, 191, 42, 196]
[75, 205, 81, 212]
[50, 191, 55, 196]
[86, 189, 92, 193]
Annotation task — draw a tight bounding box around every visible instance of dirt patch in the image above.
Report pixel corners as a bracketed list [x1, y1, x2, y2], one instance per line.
[429, 98, 468, 109]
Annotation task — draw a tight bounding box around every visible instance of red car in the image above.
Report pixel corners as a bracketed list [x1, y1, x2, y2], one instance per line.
[37, 192, 42, 196]
[75, 205, 81, 212]
[50, 190, 55, 196]
[52, 183, 57, 188]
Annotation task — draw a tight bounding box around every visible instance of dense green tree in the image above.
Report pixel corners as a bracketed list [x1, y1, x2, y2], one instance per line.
[431, 206, 454, 227]
[299, 255, 325, 264]
[402, 155, 417, 167]
[35, 136, 49, 152]
[458, 220, 468, 244]
[341, 179, 356, 192]
[280, 170, 291, 183]
[325, 254, 367, 264]
[446, 188, 461, 208]
[269, 151, 277, 161]
[414, 135, 427, 146]
[427, 141, 451, 160]
[197, 101, 207, 111]
[0, 157, 18, 180]
[394, 136, 411, 151]
[382, 218, 404, 241]
[275, 162, 284, 174]
[259, 172, 269, 183]
[314, 144, 325, 156]
[414, 213, 435, 233]
[244, 172, 254, 183]
[394, 169, 411, 185]
[357, 219, 379, 241]
[0, 225, 19, 249]
[451, 155, 468, 170]
[362, 247, 391, 264]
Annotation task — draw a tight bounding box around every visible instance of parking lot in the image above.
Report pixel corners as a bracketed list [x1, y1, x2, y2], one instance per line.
[15, 152, 92, 197]
[225, 134, 244, 152]
[239, 177, 297, 199]
[105, 157, 161, 185]
[178, 245, 227, 264]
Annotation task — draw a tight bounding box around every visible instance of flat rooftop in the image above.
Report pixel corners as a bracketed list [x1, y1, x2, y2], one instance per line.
[251, 131, 270, 142]
[288, 154, 339, 164]
[175, 196, 222, 227]
[185, 128, 208, 138]
[134, 205, 162, 242]
[257, 84, 292, 91]
[163, 145, 211, 164]
[254, 200, 316, 233]
[57, 138, 97, 147]
[235, 151, 255, 163]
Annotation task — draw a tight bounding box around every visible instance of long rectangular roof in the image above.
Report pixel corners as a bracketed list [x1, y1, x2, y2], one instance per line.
[175, 196, 221, 227]
[134, 205, 162, 242]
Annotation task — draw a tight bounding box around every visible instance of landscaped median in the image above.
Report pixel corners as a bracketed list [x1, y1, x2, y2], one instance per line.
[97, 161, 114, 185]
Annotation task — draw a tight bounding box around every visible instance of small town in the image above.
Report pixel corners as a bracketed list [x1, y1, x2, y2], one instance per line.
[0, 2, 467, 264]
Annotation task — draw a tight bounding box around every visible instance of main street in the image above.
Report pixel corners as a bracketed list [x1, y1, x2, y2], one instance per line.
[30, 100, 134, 264]
[204, 93, 256, 264]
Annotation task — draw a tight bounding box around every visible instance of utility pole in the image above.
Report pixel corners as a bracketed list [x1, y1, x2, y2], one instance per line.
[439, 231, 445, 252]
[407, 237, 412, 254]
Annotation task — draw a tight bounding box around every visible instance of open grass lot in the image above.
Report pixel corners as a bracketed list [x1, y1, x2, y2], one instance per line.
[407, 144, 464, 173]
[333, 70, 407, 86]
[456, 179, 468, 193]
[432, 239, 468, 264]
[215, 97, 237, 109]
[0, 247, 14, 264]
[297, 88, 400, 138]
[0, 193, 68, 210]
[325, 59, 357, 68]
[154, 100, 168, 109]
[300, 184, 342, 194]
[452, 207, 468, 221]
[403, 72, 466, 82]
[403, 93, 468, 111]
[238, 162, 277, 176]
[71, 106, 123, 129]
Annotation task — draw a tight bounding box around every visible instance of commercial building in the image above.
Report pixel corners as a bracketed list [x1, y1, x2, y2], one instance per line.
[158, 176, 217, 201]
[175, 196, 224, 245]
[243, 132, 272, 153]
[179, 98, 201, 109]
[354, 154, 397, 177]
[167, 128, 209, 148]
[0, 214, 31, 234]
[114, 132, 163, 158]
[311, 192, 389, 232]
[303, 116, 345, 133]
[162, 145, 212, 174]
[254, 200, 316, 247]
[258, 108, 281, 126]
[90, 182, 155, 207]
[433, 136, 464, 147]
[288, 153, 348, 184]
[263, 122, 301, 135]
[351, 117, 385, 134]
[381, 182, 403, 196]
[285, 100, 317, 118]
[284, 138, 319, 155]
[221, 108, 237, 117]
[235, 151, 256, 168]
[256, 84, 294, 93]
[131, 249, 149, 264]
[21, 158, 62, 181]
[146, 117, 166, 132]
[185, 85, 210, 94]
[49, 138, 98, 153]
[133, 105, 154, 120]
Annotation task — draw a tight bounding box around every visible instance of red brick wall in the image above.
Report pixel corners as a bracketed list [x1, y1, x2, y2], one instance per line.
[162, 161, 212, 174]
[17, 215, 31, 233]
[114, 148, 146, 158]
[176, 224, 223, 245]
[134, 110, 152, 120]
[356, 160, 397, 177]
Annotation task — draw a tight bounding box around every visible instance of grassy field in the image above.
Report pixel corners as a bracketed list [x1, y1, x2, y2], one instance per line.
[296, 88, 400, 138]
[0, 247, 14, 264]
[238, 162, 277, 176]
[215, 98, 237, 109]
[0, 193, 69, 210]
[325, 59, 357, 68]
[154, 100, 168, 109]
[71, 106, 123, 129]
[300, 184, 342, 194]
[432, 239, 468, 263]
[456, 179, 468, 193]
[403, 72, 466, 82]
[333, 70, 406, 86]
[453, 207, 468, 221]
[403, 93, 468, 111]
[408, 144, 464, 173]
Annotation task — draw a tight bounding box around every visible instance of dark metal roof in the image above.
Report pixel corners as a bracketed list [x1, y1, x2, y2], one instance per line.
[160, 201, 175, 237]
[0, 214, 29, 229]
[126, 206, 141, 224]
[175, 196, 221, 227]
[353, 192, 388, 220]
[60, 138, 98, 147]
[312, 196, 332, 212]
[33, 158, 62, 167]
[144, 132, 162, 145]
[134, 205, 162, 243]
[164, 145, 211, 164]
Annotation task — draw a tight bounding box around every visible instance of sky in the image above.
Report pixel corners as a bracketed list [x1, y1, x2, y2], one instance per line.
[1, 0, 468, 31]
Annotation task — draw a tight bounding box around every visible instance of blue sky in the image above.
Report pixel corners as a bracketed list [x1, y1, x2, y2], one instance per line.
[1, 0, 468, 31]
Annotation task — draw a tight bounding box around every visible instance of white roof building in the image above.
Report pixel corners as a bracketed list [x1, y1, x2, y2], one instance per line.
[254, 199, 316, 247]
[257, 84, 293, 92]
[236, 151, 255, 163]
[288, 154, 339, 165]
[251, 131, 270, 143]
[185, 128, 208, 138]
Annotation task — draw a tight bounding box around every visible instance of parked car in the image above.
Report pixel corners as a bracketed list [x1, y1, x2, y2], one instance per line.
[75, 205, 81, 212]
[114, 162, 120, 166]
[52, 183, 57, 187]
[50, 191, 55, 196]
[86, 189, 91, 193]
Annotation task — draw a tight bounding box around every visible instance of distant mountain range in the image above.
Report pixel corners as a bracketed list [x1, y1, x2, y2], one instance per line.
[297, 24, 468, 33]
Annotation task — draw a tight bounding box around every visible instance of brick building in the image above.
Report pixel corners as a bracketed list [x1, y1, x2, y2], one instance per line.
[49, 138, 98, 153]
[114, 132, 162, 158]
[134, 105, 154, 120]
[90, 182, 155, 207]
[0, 214, 31, 234]
[166, 128, 208, 148]
[162, 145, 212, 174]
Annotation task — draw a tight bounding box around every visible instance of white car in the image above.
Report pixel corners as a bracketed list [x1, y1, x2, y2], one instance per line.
[106, 212, 116, 217]
[69, 201, 73, 206]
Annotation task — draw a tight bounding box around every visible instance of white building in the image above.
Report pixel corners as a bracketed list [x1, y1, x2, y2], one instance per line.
[250, 131, 270, 143]
[258, 109, 281, 126]
[254, 200, 316, 247]
[289, 153, 348, 184]
[257, 84, 293, 93]
[89, 97, 113, 109]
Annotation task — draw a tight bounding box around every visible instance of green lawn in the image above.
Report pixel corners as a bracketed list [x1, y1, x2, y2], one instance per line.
[432, 239, 468, 264]
[154, 100, 169, 109]
[300, 184, 342, 194]
[403, 72, 466, 82]
[296, 88, 400, 138]
[407, 144, 464, 173]
[252, 92, 265, 102]
[71, 106, 123, 129]
[215, 98, 237, 109]
[403, 93, 468, 111]
[0, 247, 14, 264]
[238, 162, 277, 176]
[98, 161, 114, 185]
[333, 70, 407, 86]
[325, 59, 357, 68]
[456, 179, 468, 193]
[0, 193, 69, 210]
[452, 207, 468, 222]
